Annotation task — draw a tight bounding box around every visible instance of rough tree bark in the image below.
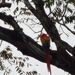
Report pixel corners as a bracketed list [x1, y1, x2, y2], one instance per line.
[0, 0, 75, 75]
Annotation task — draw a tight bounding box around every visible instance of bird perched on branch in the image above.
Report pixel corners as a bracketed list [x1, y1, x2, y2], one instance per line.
[40, 33, 52, 75]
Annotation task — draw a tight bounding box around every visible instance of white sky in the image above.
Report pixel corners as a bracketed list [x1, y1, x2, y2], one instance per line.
[0, 0, 74, 75]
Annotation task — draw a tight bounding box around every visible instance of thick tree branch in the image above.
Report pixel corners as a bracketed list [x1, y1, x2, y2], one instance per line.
[0, 13, 27, 43]
[0, 13, 22, 32]
[0, 25, 74, 74]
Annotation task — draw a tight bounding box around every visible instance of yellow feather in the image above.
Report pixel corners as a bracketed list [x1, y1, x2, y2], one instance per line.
[40, 37, 50, 44]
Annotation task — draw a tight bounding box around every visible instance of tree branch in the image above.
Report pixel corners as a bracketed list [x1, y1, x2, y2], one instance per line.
[0, 25, 74, 74]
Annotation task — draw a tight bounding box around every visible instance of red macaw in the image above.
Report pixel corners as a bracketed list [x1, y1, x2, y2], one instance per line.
[40, 33, 52, 75]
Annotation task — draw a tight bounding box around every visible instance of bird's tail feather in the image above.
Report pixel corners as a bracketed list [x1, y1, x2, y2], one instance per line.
[46, 52, 52, 75]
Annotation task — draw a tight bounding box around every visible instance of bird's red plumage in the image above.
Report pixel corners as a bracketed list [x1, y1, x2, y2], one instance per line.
[46, 52, 52, 75]
[40, 33, 52, 75]
[40, 34, 47, 39]
[40, 34, 50, 46]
